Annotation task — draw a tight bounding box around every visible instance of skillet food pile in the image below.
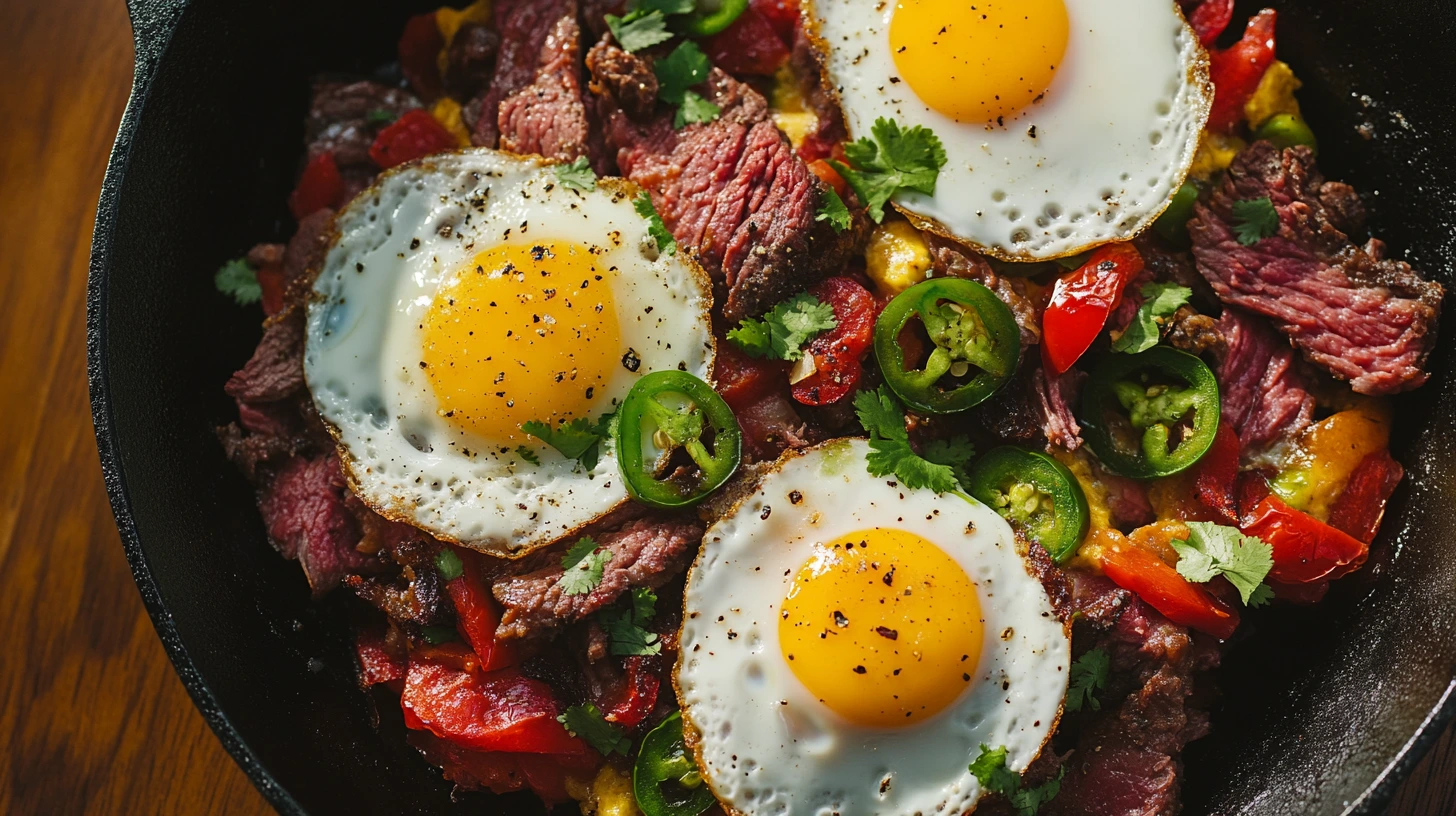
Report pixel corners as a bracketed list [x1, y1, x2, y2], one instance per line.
[212, 0, 1444, 813]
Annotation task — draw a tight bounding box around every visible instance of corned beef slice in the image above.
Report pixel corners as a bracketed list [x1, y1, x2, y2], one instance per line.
[1214, 306, 1314, 449]
[259, 453, 372, 594]
[588, 41, 864, 322]
[472, 0, 576, 148]
[1188, 141, 1442, 395]
[498, 15, 609, 171]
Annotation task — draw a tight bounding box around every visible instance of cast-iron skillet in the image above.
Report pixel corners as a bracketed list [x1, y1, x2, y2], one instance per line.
[87, 0, 1456, 813]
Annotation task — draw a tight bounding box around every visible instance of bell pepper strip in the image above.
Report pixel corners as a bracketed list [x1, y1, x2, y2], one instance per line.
[791, 276, 878, 406]
[1041, 243, 1145, 375]
[704, 6, 790, 75]
[408, 731, 598, 804]
[402, 662, 590, 755]
[604, 656, 662, 729]
[1326, 450, 1403, 545]
[288, 151, 344, 220]
[1206, 9, 1277, 132]
[1098, 538, 1240, 639]
[1238, 473, 1368, 584]
[1192, 422, 1241, 526]
[682, 0, 749, 36]
[873, 278, 1020, 414]
[1179, 0, 1235, 46]
[1081, 347, 1221, 479]
[256, 264, 286, 317]
[398, 11, 446, 101]
[966, 446, 1090, 563]
[356, 628, 407, 688]
[445, 550, 517, 672]
[368, 109, 460, 169]
[617, 370, 742, 508]
[634, 712, 717, 816]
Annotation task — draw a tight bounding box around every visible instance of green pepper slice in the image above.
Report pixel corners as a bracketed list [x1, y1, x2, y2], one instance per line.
[965, 446, 1090, 563]
[680, 0, 749, 36]
[1080, 346, 1220, 479]
[873, 278, 1020, 414]
[1253, 113, 1318, 155]
[1152, 181, 1200, 247]
[616, 370, 741, 509]
[634, 712, 715, 816]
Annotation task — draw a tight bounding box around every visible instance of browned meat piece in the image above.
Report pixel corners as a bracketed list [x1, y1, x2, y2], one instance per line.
[788, 27, 848, 159]
[585, 38, 657, 120]
[471, 0, 576, 148]
[224, 311, 305, 402]
[970, 364, 1042, 442]
[246, 242, 284, 269]
[281, 207, 335, 306]
[1028, 365, 1085, 451]
[1165, 306, 1225, 356]
[498, 16, 604, 169]
[258, 453, 375, 594]
[1068, 572, 1134, 629]
[926, 233, 1043, 346]
[493, 515, 703, 640]
[444, 22, 500, 101]
[1132, 232, 1219, 310]
[345, 504, 447, 625]
[736, 393, 819, 463]
[1188, 141, 1443, 394]
[1213, 307, 1315, 450]
[579, 0, 627, 40]
[589, 41, 867, 321]
[305, 80, 421, 196]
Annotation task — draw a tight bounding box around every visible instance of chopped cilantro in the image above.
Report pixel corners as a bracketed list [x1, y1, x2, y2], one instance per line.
[815, 186, 852, 233]
[605, 8, 673, 52]
[599, 587, 661, 656]
[366, 108, 398, 125]
[434, 548, 464, 581]
[654, 42, 719, 128]
[1065, 647, 1110, 712]
[1171, 521, 1275, 606]
[214, 258, 261, 306]
[559, 536, 612, 596]
[1110, 282, 1193, 354]
[558, 703, 631, 756]
[1247, 582, 1275, 608]
[970, 744, 1064, 816]
[522, 409, 614, 470]
[854, 385, 961, 494]
[1231, 196, 1280, 246]
[555, 156, 597, 192]
[922, 436, 976, 490]
[727, 293, 838, 361]
[829, 117, 947, 222]
[516, 445, 540, 465]
[675, 89, 721, 127]
[1010, 770, 1065, 816]
[633, 192, 677, 256]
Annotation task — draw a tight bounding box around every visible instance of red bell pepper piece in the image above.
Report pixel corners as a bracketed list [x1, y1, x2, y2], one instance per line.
[445, 549, 518, 672]
[604, 656, 661, 729]
[1237, 473, 1368, 584]
[355, 628, 406, 687]
[369, 109, 460, 169]
[792, 276, 879, 406]
[705, 7, 790, 76]
[402, 661, 589, 755]
[1326, 450, 1403, 545]
[256, 265, 286, 316]
[398, 11, 445, 101]
[1041, 242, 1144, 375]
[288, 151, 344, 220]
[1100, 541, 1240, 639]
[714, 343, 789, 412]
[1192, 423, 1241, 525]
[1207, 9, 1277, 132]
[408, 731, 598, 804]
[750, 0, 800, 45]
[808, 159, 848, 198]
[1180, 0, 1235, 46]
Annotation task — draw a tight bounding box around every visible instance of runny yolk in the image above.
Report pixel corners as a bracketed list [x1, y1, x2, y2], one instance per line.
[778, 528, 983, 728]
[889, 0, 1070, 124]
[420, 240, 620, 444]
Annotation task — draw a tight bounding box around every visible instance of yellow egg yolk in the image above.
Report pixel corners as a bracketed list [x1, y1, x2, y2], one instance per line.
[778, 528, 983, 727]
[889, 0, 1069, 124]
[420, 240, 620, 444]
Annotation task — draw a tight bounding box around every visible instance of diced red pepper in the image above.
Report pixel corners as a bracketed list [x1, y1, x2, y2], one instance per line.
[398, 11, 445, 101]
[356, 628, 406, 687]
[1237, 473, 1369, 584]
[1192, 423, 1241, 525]
[257, 265, 286, 316]
[402, 662, 588, 755]
[750, 0, 800, 45]
[1327, 450, 1403, 545]
[714, 342, 789, 411]
[705, 7, 790, 76]
[1099, 540, 1240, 640]
[288, 151, 344, 220]
[808, 159, 848, 198]
[446, 549, 518, 672]
[408, 731, 598, 804]
[1041, 242, 1145, 375]
[369, 109, 460, 169]
[1207, 9, 1277, 132]
[1180, 0, 1235, 46]
[792, 276, 879, 406]
[604, 656, 661, 729]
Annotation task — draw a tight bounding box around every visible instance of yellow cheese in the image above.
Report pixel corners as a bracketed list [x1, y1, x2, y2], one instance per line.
[1244, 60, 1303, 129]
[1187, 130, 1247, 180]
[431, 97, 473, 147]
[865, 220, 933, 297]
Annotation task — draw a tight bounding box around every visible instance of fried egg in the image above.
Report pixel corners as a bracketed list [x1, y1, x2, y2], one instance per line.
[677, 439, 1068, 816]
[807, 0, 1211, 260]
[305, 150, 714, 556]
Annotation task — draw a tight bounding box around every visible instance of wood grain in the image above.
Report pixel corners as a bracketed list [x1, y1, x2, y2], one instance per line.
[0, 0, 1450, 814]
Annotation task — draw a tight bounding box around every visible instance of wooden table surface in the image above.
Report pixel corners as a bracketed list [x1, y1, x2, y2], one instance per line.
[0, 0, 1452, 813]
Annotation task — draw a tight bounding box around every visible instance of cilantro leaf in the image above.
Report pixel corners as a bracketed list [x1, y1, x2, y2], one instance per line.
[727, 293, 838, 361]
[1247, 582, 1275, 608]
[598, 587, 661, 656]
[366, 108, 397, 125]
[1231, 196, 1280, 246]
[854, 385, 961, 494]
[815, 186, 852, 233]
[970, 744, 1063, 816]
[1171, 521, 1275, 606]
[633, 192, 677, 256]
[555, 156, 597, 192]
[830, 117, 947, 222]
[434, 548, 464, 581]
[1009, 769, 1065, 816]
[558, 703, 631, 756]
[640, 0, 695, 13]
[215, 258, 262, 306]
[654, 42, 718, 128]
[605, 9, 673, 52]
[1064, 647, 1110, 713]
[516, 445, 540, 465]
[559, 536, 613, 596]
[675, 90, 721, 127]
[1110, 282, 1193, 354]
[922, 436, 976, 490]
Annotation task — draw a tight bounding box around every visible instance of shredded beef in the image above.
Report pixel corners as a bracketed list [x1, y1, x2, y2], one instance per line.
[224, 311, 305, 402]
[1188, 141, 1442, 394]
[345, 505, 448, 625]
[1029, 365, 1085, 451]
[1213, 306, 1315, 450]
[493, 516, 703, 640]
[257, 453, 375, 594]
[972, 364, 1042, 442]
[589, 41, 867, 321]
[926, 233, 1043, 346]
[498, 15, 605, 169]
[471, 0, 576, 148]
[444, 22, 501, 101]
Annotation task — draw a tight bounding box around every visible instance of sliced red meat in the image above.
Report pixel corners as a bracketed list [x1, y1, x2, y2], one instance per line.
[257, 452, 373, 594]
[471, 0, 576, 148]
[224, 311, 305, 403]
[498, 15, 606, 170]
[1213, 306, 1315, 450]
[1028, 364, 1085, 451]
[305, 80, 421, 198]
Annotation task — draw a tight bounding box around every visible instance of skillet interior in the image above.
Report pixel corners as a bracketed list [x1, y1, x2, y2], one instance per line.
[88, 0, 1456, 813]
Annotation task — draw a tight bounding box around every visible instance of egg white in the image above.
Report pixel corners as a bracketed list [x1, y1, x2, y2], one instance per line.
[677, 439, 1069, 816]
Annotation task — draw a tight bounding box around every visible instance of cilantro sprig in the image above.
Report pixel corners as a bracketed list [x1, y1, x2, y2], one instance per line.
[815, 187, 852, 233]
[598, 587, 661, 656]
[604, 0, 696, 52]
[1171, 521, 1275, 606]
[633, 192, 677, 256]
[522, 409, 615, 471]
[655, 41, 720, 127]
[1231, 196, 1280, 246]
[853, 385, 972, 494]
[829, 117, 947, 223]
[434, 548, 464, 581]
[559, 536, 613, 596]
[558, 703, 631, 755]
[727, 293, 837, 361]
[1065, 647, 1110, 713]
[555, 157, 597, 192]
[1110, 282, 1193, 355]
[970, 745, 1064, 816]
[215, 258, 262, 306]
